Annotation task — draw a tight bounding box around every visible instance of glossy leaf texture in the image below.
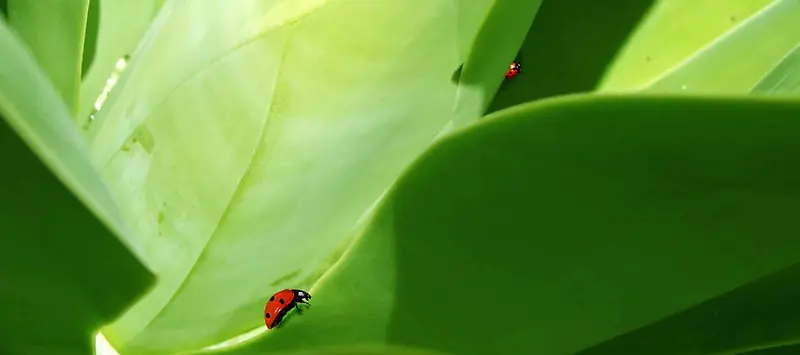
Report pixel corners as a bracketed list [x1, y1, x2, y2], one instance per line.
[86, 0, 532, 353]
[212, 95, 800, 355]
[6, 0, 90, 114]
[644, 0, 800, 94]
[0, 18, 153, 355]
[77, 0, 167, 125]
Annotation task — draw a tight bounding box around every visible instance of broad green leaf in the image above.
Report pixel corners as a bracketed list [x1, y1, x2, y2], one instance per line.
[579, 262, 800, 355]
[643, 0, 800, 94]
[87, 0, 513, 353]
[77, 0, 167, 126]
[0, 18, 153, 354]
[7, 0, 90, 114]
[752, 42, 800, 95]
[213, 95, 800, 355]
[599, 0, 773, 91]
[486, 0, 657, 113]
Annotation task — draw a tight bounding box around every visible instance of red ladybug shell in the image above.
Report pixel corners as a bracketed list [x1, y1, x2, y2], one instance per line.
[505, 61, 521, 79]
[264, 289, 311, 329]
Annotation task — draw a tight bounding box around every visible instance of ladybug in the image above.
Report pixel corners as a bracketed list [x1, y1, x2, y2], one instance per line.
[264, 289, 311, 329]
[505, 61, 521, 79]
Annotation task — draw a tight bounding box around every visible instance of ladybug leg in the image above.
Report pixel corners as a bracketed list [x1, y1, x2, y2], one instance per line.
[294, 303, 303, 314]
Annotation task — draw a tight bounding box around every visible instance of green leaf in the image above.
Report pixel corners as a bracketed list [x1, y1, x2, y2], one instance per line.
[752, 42, 800, 95]
[7, 0, 90, 114]
[87, 0, 513, 353]
[77, 0, 166, 125]
[579, 262, 800, 355]
[599, 0, 773, 91]
[213, 94, 800, 355]
[0, 18, 153, 354]
[643, 0, 800, 94]
[487, 0, 656, 113]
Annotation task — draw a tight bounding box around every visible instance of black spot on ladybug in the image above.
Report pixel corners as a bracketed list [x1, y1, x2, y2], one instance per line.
[265, 313, 271, 318]
[279, 299, 285, 304]
[269, 296, 274, 302]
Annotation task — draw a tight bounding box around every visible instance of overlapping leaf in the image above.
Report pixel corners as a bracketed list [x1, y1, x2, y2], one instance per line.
[211, 95, 800, 355]
[0, 18, 153, 355]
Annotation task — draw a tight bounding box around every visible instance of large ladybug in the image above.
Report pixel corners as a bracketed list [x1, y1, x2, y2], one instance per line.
[264, 289, 311, 329]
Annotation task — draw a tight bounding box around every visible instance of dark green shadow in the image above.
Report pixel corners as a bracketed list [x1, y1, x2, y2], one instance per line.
[487, 0, 657, 113]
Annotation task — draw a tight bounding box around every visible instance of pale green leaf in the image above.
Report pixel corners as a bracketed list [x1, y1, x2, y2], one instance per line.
[7, 0, 89, 114]
[599, 0, 773, 91]
[642, 0, 800, 94]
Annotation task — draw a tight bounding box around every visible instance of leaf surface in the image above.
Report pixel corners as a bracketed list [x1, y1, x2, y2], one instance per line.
[643, 0, 800, 94]
[599, 0, 773, 91]
[752, 42, 800, 95]
[214, 95, 800, 355]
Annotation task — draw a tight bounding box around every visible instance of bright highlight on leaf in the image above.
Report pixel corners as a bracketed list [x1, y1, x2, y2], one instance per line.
[88, 55, 129, 125]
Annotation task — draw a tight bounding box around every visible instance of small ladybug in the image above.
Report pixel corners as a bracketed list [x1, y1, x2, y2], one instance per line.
[505, 61, 522, 79]
[264, 289, 311, 329]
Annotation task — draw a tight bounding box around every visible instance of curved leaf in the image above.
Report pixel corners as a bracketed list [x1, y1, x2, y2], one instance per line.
[215, 94, 800, 354]
[7, 0, 90, 113]
[0, 18, 153, 354]
[87, 0, 516, 353]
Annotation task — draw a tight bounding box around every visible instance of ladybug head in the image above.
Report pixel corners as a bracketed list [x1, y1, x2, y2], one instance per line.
[295, 290, 312, 302]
